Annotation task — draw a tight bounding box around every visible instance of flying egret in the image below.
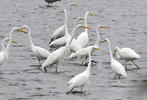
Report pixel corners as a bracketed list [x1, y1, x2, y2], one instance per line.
[105, 38, 127, 79]
[66, 48, 92, 94]
[49, 3, 78, 42]
[113, 47, 141, 69]
[77, 11, 93, 48]
[70, 25, 109, 65]
[19, 25, 50, 66]
[0, 27, 18, 65]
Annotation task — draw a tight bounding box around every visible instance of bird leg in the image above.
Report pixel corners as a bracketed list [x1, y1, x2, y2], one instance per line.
[82, 57, 86, 65]
[56, 62, 59, 72]
[131, 61, 140, 69]
[125, 61, 128, 70]
[118, 75, 121, 79]
[44, 67, 47, 72]
[114, 74, 117, 79]
[66, 88, 74, 94]
[81, 86, 83, 92]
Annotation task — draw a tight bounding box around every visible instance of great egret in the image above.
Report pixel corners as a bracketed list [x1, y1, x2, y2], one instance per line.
[0, 27, 18, 65]
[50, 3, 78, 42]
[70, 25, 109, 65]
[77, 11, 93, 48]
[105, 38, 127, 79]
[44, 0, 61, 7]
[113, 47, 141, 69]
[19, 25, 50, 65]
[49, 17, 84, 47]
[66, 48, 92, 94]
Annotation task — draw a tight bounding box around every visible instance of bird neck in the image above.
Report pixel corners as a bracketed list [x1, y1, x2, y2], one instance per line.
[5, 28, 15, 54]
[107, 39, 114, 61]
[95, 27, 100, 46]
[84, 13, 88, 33]
[86, 49, 92, 73]
[26, 27, 34, 47]
[1, 39, 6, 51]
[64, 9, 69, 36]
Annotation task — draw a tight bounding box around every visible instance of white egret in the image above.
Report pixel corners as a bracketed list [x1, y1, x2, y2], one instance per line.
[19, 25, 50, 65]
[113, 47, 141, 69]
[77, 11, 93, 48]
[70, 25, 109, 65]
[0, 27, 18, 65]
[105, 38, 127, 79]
[50, 3, 78, 42]
[49, 17, 84, 47]
[66, 48, 92, 94]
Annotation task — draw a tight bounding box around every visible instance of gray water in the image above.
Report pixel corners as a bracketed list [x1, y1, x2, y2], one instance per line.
[0, 0, 147, 100]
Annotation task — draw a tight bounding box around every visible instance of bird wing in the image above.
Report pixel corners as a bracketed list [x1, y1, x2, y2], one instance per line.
[119, 48, 140, 59]
[34, 46, 50, 59]
[68, 72, 89, 87]
[77, 32, 88, 48]
[52, 25, 65, 39]
[111, 60, 127, 77]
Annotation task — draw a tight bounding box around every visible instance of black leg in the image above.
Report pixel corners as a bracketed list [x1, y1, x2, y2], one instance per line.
[44, 67, 47, 72]
[66, 88, 74, 94]
[131, 61, 140, 69]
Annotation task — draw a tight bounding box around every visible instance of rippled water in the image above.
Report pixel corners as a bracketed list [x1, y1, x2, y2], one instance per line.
[0, 0, 147, 100]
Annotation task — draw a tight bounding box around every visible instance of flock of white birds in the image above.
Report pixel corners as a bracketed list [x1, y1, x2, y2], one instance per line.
[0, 3, 141, 94]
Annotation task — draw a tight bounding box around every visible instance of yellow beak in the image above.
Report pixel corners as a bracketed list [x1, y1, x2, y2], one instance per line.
[79, 18, 85, 20]
[11, 41, 17, 44]
[99, 40, 105, 44]
[81, 26, 90, 29]
[100, 26, 109, 28]
[72, 4, 79, 6]
[94, 47, 100, 50]
[89, 13, 94, 16]
[19, 27, 27, 33]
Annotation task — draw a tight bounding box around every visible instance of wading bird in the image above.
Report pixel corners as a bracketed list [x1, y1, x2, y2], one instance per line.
[105, 38, 127, 79]
[77, 11, 93, 48]
[0, 27, 18, 65]
[113, 47, 141, 69]
[70, 25, 109, 65]
[66, 48, 92, 94]
[19, 25, 50, 66]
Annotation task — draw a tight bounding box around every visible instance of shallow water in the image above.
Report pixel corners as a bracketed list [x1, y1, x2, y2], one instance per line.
[0, 0, 147, 100]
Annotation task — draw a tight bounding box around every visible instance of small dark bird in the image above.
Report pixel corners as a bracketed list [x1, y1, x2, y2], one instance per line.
[44, 0, 61, 7]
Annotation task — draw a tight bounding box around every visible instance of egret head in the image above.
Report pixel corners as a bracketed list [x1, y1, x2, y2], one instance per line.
[85, 11, 94, 16]
[77, 17, 85, 21]
[3, 37, 17, 45]
[19, 25, 30, 34]
[113, 47, 120, 57]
